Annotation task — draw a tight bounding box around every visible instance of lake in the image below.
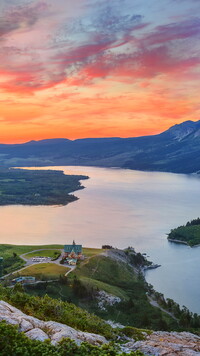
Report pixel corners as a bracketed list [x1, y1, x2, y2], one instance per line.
[0, 166, 200, 314]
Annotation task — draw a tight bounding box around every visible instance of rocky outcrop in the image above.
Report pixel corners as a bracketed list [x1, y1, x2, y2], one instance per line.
[25, 328, 49, 342]
[122, 331, 200, 355]
[97, 290, 121, 311]
[0, 300, 107, 346]
[0, 300, 200, 355]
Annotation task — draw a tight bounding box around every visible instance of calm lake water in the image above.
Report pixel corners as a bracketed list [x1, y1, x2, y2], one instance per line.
[1, 166, 200, 314]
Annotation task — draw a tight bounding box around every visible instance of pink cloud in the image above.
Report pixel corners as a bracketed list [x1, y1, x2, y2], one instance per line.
[141, 18, 200, 46]
[0, 1, 199, 95]
[0, 2, 49, 38]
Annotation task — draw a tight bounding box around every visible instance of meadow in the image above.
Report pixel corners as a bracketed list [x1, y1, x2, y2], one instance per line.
[14, 263, 70, 280]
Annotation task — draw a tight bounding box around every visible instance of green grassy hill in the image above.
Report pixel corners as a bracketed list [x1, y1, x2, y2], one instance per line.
[2, 245, 200, 334]
[68, 254, 177, 330]
[21, 250, 178, 331]
[0, 244, 63, 259]
[73, 255, 137, 297]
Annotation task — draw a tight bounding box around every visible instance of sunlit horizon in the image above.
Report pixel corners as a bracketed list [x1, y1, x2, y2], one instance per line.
[0, 0, 199, 143]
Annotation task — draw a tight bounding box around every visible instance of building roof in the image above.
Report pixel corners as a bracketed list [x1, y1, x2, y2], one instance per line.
[13, 276, 35, 282]
[64, 244, 82, 254]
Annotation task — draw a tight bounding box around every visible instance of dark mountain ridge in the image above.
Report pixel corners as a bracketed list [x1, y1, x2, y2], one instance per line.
[1, 120, 200, 173]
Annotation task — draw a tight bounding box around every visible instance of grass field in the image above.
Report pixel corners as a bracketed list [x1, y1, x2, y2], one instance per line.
[15, 263, 70, 280]
[68, 255, 138, 302]
[82, 247, 104, 258]
[0, 245, 103, 259]
[24, 249, 61, 259]
[79, 276, 128, 299]
[74, 255, 137, 287]
[0, 244, 64, 259]
[0, 245, 104, 276]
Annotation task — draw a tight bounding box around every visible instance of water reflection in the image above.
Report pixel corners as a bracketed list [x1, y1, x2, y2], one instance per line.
[0, 166, 200, 313]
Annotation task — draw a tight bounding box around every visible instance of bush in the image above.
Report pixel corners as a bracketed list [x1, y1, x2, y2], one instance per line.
[121, 326, 152, 341]
[0, 285, 114, 340]
[0, 321, 145, 356]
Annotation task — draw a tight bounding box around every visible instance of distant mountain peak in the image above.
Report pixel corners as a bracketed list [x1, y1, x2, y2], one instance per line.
[163, 120, 200, 141]
[24, 138, 71, 145]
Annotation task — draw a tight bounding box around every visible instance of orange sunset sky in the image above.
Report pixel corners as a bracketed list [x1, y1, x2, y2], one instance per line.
[0, 0, 200, 143]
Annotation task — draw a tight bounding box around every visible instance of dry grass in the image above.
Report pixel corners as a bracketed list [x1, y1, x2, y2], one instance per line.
[16, 263, 69, 280]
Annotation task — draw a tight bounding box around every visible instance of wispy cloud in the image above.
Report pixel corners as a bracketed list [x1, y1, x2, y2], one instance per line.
[0, 1, 49, 38]
[141, 17, 200, 46]
[0, 0, 199, 141]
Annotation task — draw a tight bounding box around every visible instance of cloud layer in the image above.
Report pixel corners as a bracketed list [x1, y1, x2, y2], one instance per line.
[0, 0, 200, 142]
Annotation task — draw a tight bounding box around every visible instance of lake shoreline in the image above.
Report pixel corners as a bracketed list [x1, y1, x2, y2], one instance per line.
[0, 166, 200, 314]
[168, 238, 200, 248]
[167, 238, 189, 246]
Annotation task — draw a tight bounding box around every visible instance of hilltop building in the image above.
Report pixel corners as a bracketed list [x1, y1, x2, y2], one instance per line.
[63, 241, 83, 265]
[63, 241, 82, 259]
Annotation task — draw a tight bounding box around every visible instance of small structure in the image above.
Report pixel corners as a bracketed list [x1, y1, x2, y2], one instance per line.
[12, 276, 36, 284]
[67, 259, 77, 266]
[63, 241, 83, 265]
[31, 257, 51, 262]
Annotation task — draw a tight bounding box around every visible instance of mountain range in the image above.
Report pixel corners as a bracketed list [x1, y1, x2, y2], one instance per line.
[2, 120, 200, 173]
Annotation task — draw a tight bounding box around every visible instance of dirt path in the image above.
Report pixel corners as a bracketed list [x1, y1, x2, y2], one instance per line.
[20, 249, 64, 266]
[3, 262, 72, 278]
[90, 256, 101, 278]
[148, 296, 178, 321]
[21, 248, 63, 258]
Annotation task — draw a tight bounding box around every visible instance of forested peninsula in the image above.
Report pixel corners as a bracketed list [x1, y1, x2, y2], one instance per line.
[168, 218, 200, 246]
[0, 169, 88, 206]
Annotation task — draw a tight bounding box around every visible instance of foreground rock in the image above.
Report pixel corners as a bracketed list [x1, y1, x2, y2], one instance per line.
[0, 300, 200, 355]
[0, 300, 107, 346]
[122, 331, 200, 355]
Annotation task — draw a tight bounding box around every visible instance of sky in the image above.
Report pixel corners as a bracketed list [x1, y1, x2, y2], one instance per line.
[0, 0, 200, 143]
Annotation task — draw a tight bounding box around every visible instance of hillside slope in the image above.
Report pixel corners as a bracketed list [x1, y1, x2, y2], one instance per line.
[1, 247, 200, 355]
[0, 120, 200, 173]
